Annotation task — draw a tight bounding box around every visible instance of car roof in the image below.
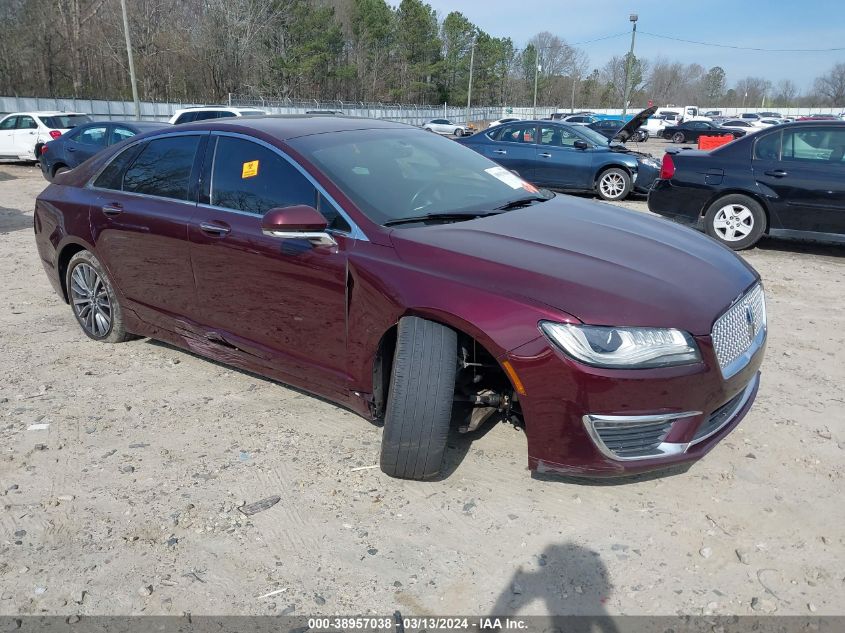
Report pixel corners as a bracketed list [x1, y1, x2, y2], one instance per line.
[2, 111, 86, 117]
[173, 115, 413, 140]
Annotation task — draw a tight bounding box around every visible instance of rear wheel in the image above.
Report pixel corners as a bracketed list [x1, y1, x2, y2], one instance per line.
[454, 128, 464, 137]
[66, 250, 132, 342]
[380, 316, 457, 480]
[596, 167, 632, 201]
[638, 130, 649, 142]
[672, 132, 685, 143]
[704, 194, 766, 250]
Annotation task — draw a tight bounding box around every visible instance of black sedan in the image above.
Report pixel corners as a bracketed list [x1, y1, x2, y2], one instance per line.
[648, 120, 845, 249]
[661, 120, 744, 144]
[39, 120, 168, 180]
[588, 119, 649, 142]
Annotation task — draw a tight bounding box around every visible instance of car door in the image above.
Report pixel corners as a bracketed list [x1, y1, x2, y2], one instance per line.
[89, 133, 205, 327]
[483, 123, 538, 180]
[0, 116, 18, 155]
[66, 124, 109, 165]
[13, 115, 39, 157]
[188, 134, 352, 391]
[754, 126, 845, 234]
[533, 124, 592, 189]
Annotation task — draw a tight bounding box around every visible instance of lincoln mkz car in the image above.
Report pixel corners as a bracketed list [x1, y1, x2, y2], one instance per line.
[34, 116, 767, 480]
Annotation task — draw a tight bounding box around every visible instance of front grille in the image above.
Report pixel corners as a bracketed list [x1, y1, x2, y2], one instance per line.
[591, 419, 674, 458]
[712, 284, 766, 378]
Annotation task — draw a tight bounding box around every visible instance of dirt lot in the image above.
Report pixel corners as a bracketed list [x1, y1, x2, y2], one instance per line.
[1, 158, 843, 618]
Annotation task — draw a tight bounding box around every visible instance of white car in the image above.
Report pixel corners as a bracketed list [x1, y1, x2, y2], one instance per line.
[422, 119, 467, 136]
[719, 119, 761, 134]
[558, 114, 597, 125]
[757, 118, 787, 127]
[0, 111, 91, 161]
[487, 117, 521, 129]
[643, 116, 668, 135]
[168, 106, 267, 125]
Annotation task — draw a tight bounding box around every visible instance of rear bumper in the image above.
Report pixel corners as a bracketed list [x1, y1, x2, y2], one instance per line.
[647, 179, 707, 229]
[507, 331, 765, 478]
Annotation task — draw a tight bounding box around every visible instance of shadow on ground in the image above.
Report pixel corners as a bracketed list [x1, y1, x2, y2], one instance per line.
[489, 542, 620, 632]
[0, 205, 32, 233]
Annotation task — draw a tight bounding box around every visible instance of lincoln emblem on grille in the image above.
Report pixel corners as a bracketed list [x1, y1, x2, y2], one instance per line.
[746, 305, 757, 340]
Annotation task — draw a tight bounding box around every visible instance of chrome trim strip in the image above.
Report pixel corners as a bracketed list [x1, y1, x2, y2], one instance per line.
[688, 373, 758, 447]
[582, 410, 701, 462]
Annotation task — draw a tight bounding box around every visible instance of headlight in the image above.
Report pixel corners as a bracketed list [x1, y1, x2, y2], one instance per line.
[539, 321, 701, 369]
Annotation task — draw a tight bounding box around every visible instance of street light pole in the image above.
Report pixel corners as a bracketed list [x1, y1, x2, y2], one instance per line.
[621, 13, 638, 117]
[465, 36, 476, 127]
[120, 0, 141, 121]
[532, 48, 540, 119]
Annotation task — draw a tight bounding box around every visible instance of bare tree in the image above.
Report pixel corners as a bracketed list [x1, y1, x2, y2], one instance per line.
[813, 62, 845, 105]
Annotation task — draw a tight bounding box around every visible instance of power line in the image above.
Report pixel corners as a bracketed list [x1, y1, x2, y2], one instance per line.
[639, 31, 845, 53]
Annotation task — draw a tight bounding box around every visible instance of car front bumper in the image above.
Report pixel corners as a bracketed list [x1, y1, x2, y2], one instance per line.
[506, 329, 765, 477]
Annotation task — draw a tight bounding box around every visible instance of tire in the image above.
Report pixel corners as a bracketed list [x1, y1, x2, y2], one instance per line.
[596, 167, 633, 201]
[454, 128, 464, 137]
[703, 194, 766, 250]
[638, 130, 649, 142]
[424, 127, 434, 132]
[380, 316, 457, 480]
[66, 250, 133, 343]
[672, 132, 685, 144]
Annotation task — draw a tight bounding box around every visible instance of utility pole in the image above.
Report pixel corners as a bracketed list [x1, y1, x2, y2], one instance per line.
[532, 48, 540, 119]
[621, 13, 638, 117]
[465, 36, 476, 127]
[120, 0, 141, 120]
[570, 73, 578, 113]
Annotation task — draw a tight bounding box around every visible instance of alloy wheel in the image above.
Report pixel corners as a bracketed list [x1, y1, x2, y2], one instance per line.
[599, 172, 626, 199]
[713, 204, 754, 242]
[70, 263, 112, 337]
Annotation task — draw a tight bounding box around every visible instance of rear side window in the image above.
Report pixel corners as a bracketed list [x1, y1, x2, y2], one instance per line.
[76, 126, 109, 146]
[122, 135, 201, 200]
[41, 114, 91, 128]
[494, 124, 536, 143]
[754, 131, 781, 160]
[209, 136, 317, 215]
[216, 111, 236, 119]
[94, 144, 144, 190]
[193, 111, 222, 122]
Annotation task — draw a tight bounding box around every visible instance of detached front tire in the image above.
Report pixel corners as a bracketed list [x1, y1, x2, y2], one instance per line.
[66, 250, 132, 343]
[380, 316, 457, 480]
[704, 194, 766, 250]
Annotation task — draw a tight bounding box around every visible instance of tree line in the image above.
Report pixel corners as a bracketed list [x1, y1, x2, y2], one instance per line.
[1, 0, 844, 109]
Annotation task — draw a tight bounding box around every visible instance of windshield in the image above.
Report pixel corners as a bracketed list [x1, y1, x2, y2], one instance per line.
[291, 128, 547, 225]
[576, 125, 611, 145]
[40, 114, 91, 129]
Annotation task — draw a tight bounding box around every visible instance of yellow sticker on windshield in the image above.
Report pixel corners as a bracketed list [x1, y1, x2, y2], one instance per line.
[242, 160, 259, 179]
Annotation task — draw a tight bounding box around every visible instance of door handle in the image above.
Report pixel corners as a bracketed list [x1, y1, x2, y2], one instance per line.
[101, 203, 123, 216]
[67, 147, 76, 152]
[539, 152, 552, 158]
[199, 221, 231, 236]
[764, 169, 788, 178]
[493, 149, 507, 155]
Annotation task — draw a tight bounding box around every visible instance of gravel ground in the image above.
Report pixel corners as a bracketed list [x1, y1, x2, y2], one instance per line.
[1, 160, 843, 618]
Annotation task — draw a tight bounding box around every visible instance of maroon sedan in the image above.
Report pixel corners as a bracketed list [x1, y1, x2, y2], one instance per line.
[34, 116, 766, 480]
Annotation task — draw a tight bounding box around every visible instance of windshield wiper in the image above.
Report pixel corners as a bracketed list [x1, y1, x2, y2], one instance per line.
[495, 195, 552, 211]
[383, 212, 499, 227]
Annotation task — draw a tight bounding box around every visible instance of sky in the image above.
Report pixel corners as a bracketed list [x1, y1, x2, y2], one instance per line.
[416, 0, 845, 92]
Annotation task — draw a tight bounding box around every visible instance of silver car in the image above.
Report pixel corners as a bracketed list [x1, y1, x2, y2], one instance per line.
[423, 118, 467, 136]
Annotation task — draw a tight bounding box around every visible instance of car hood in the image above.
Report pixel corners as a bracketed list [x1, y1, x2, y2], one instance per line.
[613, 105, 658, 142]
[388, 195, 759, 336]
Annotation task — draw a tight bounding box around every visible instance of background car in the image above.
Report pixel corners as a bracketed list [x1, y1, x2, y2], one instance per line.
[587, 119, 649, 142]
[662, 120, 744, 143]
[558, 114, 597, 125]
[422, 118, 467, 136]
[39, 120, 168, 180]
[759, 112, 783, 118]
[487, 116, 521, 128]
[796, 114, 839, 121]
[458, 116, 660, 201]
[168, 106, 267, 124]
[0, 111, 90, 161]
[649, 120, 845, 249]
[719, 119, 760, 134]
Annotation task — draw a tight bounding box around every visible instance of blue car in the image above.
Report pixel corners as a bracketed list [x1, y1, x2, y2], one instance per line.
[458, 107, 660, 201]
[39, 120, 168, 181]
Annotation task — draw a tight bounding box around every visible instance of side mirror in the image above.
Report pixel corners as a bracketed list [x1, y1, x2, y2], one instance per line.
[261, 205, 335, 246]
[574, 139, 589, 150]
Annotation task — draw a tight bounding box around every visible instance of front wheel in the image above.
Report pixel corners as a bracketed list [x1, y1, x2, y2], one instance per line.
[596, 167, 633, 201]
[704, 194, 766, 250]
[672, 132, 685, 143]
[380, 316, 457, 480]
[66, 250, 133, 342]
